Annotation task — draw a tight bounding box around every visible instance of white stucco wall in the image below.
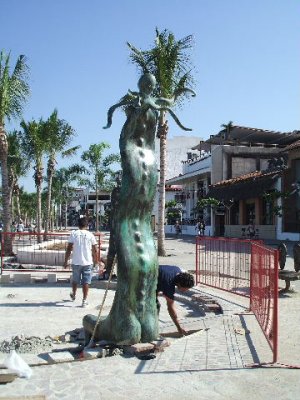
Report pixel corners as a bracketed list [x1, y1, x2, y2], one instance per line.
[155, 135, 201, 180]
[152, 135, 202, 225]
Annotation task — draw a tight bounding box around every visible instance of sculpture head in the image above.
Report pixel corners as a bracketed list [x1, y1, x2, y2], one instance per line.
[138, 73, 156, 95]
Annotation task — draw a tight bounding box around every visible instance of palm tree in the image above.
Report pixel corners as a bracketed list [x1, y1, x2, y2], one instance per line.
[128, 29, 195, 255]
[20, 118, 48, 240]
[52, 166, 84, 229]
[0, 50, 29, 253]
[7, 130, 30, 221]
[43, 109, 79, 238]
[50, 172, 67, 230]
[81, 143, 120, 231]
[19, 190, 36, 226]
[220, 121, 234, 140]
[50, 171, 66, 230]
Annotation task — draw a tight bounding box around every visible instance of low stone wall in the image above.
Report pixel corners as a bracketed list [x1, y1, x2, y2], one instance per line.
[225, 225, 276, 240]
[16, 240, 66, 266]
[16, 239, 110, 267]
[165, 224, 212, 236]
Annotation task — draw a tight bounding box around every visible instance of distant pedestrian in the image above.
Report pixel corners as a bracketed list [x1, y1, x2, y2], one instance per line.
[195, 220, 205, 236]
[16, 220, 25, 232]
[11, 222, 17, 232]
[16, 220, 25, 239]
[174, 221, 181, 237]
[64, 217, 100, 307]
[199, 220, 205, 236]
[247, 221, 255, 238]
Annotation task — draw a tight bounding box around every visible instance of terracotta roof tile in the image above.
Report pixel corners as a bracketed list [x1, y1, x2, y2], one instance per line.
[212, 170, 281, 188]
[282, 139, 300, 151]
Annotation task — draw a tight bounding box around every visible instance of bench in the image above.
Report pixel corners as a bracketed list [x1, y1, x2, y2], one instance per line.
[278, 270, 300, 293]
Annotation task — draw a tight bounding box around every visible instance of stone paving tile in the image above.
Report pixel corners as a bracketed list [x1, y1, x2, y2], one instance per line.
[139, 313, 263, 373]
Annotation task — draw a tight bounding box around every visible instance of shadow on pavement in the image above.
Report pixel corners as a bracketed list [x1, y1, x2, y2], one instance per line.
[0, 301, 75, 308]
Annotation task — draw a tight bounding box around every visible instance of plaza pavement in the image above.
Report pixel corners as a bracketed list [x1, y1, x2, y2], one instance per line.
[0, 234, 299, 400]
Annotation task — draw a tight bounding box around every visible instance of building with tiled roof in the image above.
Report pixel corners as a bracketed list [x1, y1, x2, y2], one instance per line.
[165, 125, 300, 239]
[195, 125, 300, 148]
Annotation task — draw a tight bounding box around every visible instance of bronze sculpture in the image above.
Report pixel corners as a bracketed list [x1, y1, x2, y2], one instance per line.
[83, 73, 194, 344]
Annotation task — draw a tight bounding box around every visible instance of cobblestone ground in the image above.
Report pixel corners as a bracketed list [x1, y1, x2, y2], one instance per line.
[0, 235, 299, 399]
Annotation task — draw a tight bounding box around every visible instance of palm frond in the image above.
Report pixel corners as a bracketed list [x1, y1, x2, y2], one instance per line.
[102, 153, 121, 167]
[0, 50, 30, 124]
[127, 42, 150, 73]
[61, 145, 81, 158]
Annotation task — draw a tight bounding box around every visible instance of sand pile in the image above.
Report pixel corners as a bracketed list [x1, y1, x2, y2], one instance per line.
[0, 335, 53, 354]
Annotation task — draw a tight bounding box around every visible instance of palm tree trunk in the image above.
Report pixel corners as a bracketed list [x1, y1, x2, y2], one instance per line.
[15, 185, 21, 221]
[64, 201, 67, 229]
[157, 113, 168, 256]
[44, 158, 55, 240]
[50, 201, 55, 231]
[11, 195, 15, 223]
[36, 182, 42, 243]
[8, 172, 14, 210]
[95, 180, 99, 231]
[64, 194, 68, 229]
[34, 164, 43, 242]
[59, 202, 62, 229]
[0, 125, 13, 254]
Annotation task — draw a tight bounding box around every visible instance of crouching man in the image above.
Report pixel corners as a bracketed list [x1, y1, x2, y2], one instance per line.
[157, 265, 195, 336]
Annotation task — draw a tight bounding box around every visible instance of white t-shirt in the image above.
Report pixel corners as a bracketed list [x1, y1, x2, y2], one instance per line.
[68, 229, 97, 266]
[17, 223, 24, 232]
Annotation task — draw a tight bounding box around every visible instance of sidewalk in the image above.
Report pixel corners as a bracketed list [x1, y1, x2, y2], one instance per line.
[0, 235, 299, 400]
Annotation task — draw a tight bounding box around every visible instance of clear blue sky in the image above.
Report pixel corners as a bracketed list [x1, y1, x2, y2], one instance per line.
[1, 0, 299, 192]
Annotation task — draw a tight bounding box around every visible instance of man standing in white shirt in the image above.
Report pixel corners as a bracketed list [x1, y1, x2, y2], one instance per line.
[64, 217, 99, 307]
[17, 220, 25, 232]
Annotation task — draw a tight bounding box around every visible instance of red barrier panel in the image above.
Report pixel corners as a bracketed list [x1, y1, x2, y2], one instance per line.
[196, 236, 253, 297]
[196, 236, 278, 364]
[250, 242, 278, 363]
[0, 231, 104, 273]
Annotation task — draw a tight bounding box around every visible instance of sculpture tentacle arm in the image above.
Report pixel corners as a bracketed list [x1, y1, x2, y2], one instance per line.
[154, 97, 175, 107]
[128, 90, 139, 97]
[173, 87, 196, 101]
[149, 102, 192, 131]
[167, 108, 193, 131]
[155, 88, 196, 107]
[103, 100, 129, 129]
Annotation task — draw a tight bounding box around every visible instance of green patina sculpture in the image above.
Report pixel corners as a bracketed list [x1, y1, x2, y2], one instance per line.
[83, 73, 193, 344]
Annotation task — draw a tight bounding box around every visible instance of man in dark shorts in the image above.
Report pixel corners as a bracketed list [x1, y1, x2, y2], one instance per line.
[157, 265, 195, 336]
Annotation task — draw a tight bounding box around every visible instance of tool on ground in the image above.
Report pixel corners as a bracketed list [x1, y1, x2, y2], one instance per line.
[84, 258, 116, 350]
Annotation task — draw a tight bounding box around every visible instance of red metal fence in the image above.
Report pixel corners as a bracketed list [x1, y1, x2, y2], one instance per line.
[0, 231, 104, 273]
[196, 236, 278, 364]
[250, 241, 278, 363]
[196, 236, 253, 297]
